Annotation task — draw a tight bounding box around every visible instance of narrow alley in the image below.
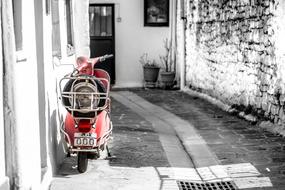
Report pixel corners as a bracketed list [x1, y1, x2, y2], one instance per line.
[50, 89, 285, 190]
[3, 0, 285, 190]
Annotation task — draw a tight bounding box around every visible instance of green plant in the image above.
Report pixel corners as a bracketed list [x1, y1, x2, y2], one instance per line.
[159, 38, 174, 72]
[140, 53, 159, 68]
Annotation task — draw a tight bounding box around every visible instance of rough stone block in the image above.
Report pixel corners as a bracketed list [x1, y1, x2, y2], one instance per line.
[279, 108, 285, 121]
[261, 101, 268, 111]
[260, 85, 269, 92]
[274, 115, 279, 123]
[279, 95, 285, 105]
[255, 97, 262, 108]
[270, 105, 280, 115]
[264, 111, 270, 118]
[266, 103, 272, 113]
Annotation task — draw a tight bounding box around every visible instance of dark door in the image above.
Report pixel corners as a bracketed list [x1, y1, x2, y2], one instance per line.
[89, 4, 115, 84]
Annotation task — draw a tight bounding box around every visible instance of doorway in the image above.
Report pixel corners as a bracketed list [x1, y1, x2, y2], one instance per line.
[89, 4, 115, 84]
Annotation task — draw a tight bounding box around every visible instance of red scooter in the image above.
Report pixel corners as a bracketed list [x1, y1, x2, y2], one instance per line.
[59, 54, 113, 173]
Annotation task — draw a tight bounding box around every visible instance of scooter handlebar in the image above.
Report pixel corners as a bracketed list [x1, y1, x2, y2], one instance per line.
[71, 69, 79, 76]
[99, 54, 114, 62]
[68, 55, 113, 76]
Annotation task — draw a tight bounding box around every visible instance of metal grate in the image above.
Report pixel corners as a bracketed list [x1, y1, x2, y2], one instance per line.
[177, 181, 237, 190]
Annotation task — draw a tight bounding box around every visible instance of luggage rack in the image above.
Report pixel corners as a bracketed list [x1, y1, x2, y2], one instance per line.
[60, 75, 110, 120]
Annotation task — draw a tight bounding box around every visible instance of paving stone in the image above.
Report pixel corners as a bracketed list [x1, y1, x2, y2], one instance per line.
[234, 177, 272, 189]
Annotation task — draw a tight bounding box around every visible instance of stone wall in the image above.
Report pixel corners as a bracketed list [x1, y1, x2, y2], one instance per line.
[184, 0, 285, 127]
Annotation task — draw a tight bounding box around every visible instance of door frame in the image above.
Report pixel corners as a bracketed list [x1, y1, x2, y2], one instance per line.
[89, 3, 116, 84]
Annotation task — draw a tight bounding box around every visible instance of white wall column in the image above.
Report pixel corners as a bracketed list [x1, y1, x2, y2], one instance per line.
[73, 0, 90, 57]
[2, 0, 18, 189]
[0, 1, 10, 189]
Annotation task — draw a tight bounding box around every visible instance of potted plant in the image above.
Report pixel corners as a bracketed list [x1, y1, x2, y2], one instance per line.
[159, 39, 175, 89]
[140, 53, 160, 86]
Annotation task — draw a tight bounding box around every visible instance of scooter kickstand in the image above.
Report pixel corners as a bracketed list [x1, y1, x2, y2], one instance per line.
[106, 145, 111, 157]
[106, 145, 116, 159]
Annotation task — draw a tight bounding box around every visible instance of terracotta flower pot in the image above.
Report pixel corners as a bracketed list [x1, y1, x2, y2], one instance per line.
[143, 66, 160, 83]
[160, 71, 175, 89]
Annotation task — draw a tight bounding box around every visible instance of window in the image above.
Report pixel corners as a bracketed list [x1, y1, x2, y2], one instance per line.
[51, 0, 62, 58]
[12, 0, 23, 51]
[89, 6, 113, 37]
[65, 0, 74, 56]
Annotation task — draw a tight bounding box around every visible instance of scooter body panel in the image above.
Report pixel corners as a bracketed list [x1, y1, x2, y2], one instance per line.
[64, 110, 110, 148]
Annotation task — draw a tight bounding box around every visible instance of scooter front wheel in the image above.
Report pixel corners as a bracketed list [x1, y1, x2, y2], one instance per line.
[77, 152, 88, 173]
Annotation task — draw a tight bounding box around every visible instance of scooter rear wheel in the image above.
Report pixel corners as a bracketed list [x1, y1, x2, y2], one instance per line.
[77, 152, 88, 173]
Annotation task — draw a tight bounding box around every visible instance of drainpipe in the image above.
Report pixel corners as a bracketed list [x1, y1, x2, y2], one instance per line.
[179, 0, 186, 90]
[1, 0, 21, 189]
[170, 0, 177, 74]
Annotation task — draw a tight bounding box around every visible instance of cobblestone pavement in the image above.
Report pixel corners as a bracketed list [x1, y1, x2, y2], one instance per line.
[109, 98, 170, 168]
[132, 88, 285, 190]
